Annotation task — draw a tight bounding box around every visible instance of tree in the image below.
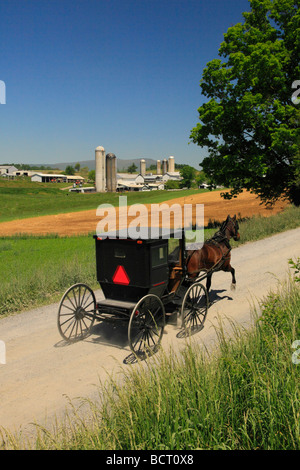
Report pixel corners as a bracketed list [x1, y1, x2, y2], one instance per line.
[164, 179, 180, 190]
[179, 165, 196, 188]
[195, 170, 207, 187]
[190, 0, 300, 206]
[88, 170, 95, 181]
[74, 163, 81, 172]
[64, 165, 75, 176]
[127, 163, 138, 173]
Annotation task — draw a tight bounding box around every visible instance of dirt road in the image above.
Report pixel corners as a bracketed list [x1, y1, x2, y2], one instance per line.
[0, 190, 288, 236]
[0, 227, 299, 439]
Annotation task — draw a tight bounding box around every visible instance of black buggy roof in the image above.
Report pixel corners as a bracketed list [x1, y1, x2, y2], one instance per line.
[93, 227, 186, 242]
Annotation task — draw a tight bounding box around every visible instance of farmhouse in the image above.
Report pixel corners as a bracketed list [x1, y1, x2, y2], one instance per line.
[0, 165, 18, 175]
[116, 173, 147, 191]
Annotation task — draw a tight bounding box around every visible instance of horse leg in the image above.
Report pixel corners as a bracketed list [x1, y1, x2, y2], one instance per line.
[206, 273, 212, 293]
[206, 273, 212, 304]
[230, 266, 236, 290]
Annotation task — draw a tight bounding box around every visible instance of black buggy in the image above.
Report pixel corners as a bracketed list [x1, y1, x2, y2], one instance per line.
[57, 228, 209, 358]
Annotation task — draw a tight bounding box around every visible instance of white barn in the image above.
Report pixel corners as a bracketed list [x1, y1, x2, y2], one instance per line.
[0, 165, 18, 175]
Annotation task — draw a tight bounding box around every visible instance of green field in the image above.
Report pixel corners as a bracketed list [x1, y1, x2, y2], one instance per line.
[0, 235, 97, 316]
[0, 179, 202, 222]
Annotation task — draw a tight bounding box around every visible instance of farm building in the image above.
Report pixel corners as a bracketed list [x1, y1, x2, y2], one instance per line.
[162, 171, 182, 182]
[0, 165, 18, 175]
[31, 173, 66, 183]
[13, 170, 36, 177]
[65, 175, 85, 184]
[116, 172, 165, 191]
[31, 173, 85, 183]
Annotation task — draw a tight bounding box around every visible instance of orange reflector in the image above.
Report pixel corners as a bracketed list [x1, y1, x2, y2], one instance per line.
[137, 240, 143, 244]
[112, 265, 130, 285]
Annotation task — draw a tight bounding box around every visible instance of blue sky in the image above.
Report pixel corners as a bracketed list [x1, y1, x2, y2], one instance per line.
[0, 0, 250, 168]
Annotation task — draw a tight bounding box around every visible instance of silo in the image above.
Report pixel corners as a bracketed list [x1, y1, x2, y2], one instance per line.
[162, 159, 168, 174]
[140, 159, 146, 176]
[157, 160, 161, 174]
[95, 146, 106, 192]
[168, 156, 175, 173]
[106, 153, 117, 192]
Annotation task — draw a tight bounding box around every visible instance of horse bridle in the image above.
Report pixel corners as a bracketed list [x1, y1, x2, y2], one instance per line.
[222, 217, 239, 241]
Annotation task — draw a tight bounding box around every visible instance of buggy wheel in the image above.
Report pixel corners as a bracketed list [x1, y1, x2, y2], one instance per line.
[181, 282, 208, 334]
[57, 283, 96, 342]
[128, 294, 165, 358]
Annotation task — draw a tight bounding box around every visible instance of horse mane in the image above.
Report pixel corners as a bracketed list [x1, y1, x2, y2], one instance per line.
[205, 217, 232, 250]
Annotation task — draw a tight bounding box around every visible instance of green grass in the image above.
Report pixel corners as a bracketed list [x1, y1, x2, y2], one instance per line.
[2, 268, 299, 450]
[0, 179, 203, 222]
[0, 235, 97, 316]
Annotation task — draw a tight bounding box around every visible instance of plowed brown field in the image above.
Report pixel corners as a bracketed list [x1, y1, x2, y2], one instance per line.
[0, 190, 288, 236]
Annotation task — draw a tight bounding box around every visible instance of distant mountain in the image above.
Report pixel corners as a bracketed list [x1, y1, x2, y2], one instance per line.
[47, 158, 157, 172]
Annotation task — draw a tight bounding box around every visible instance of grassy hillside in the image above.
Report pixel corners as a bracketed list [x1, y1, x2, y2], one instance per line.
[0, 179, 202, 222]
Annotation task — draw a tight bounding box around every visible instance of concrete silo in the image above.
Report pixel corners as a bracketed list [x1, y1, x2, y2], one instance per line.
[95, 146, 106, 192]
[156, 160, 161, 174]
[162, 159, 168, 174]
[106, 153, 117, 192]
[168, 156, 175, 173]
[140, 159, 146, 176]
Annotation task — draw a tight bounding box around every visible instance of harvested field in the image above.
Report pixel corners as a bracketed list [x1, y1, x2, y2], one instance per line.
[0, 189, 288, 236]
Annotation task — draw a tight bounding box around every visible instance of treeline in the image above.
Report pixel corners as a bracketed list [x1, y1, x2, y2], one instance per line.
[14, 163, 57, 171]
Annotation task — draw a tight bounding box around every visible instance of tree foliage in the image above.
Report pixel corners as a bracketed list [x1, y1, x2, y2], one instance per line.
[127, 163, 138, 173]
[190, 0, 300, 205]
[64, 165, 75, 175]
[88, 170, 95, 181]
[179, 165, 196, 188]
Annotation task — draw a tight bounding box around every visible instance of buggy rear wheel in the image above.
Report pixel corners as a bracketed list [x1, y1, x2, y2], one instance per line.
[57, 283, 96, 342]
[128, 294, 165, 358]
[181, 282, 208, 334]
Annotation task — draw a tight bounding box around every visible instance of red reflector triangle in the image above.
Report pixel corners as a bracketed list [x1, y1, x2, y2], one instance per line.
[112, 265, 130, 285]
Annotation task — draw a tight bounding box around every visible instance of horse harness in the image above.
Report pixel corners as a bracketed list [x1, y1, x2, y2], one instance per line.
[185, 229, 232, 276]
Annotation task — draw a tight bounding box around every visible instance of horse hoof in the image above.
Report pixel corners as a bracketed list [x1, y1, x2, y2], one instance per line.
[231, 283, 236, 291]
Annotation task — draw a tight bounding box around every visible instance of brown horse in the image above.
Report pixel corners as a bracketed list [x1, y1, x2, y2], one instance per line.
[186, 215, 240, 298]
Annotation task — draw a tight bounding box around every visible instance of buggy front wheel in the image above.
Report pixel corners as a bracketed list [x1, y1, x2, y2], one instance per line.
[57, 283, 96, 342]
[181, 282, 208, 334]
[128, 294, 165, 357]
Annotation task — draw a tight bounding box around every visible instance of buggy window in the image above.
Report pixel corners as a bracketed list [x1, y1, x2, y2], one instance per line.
[152, 245, 167, 267]
[114, 247, 126, 259]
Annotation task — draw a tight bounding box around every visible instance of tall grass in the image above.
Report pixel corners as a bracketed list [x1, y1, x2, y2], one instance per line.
[205, 204, 300, 245]
[0, 235, 97, 317]
[3, 269, 298, 450]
